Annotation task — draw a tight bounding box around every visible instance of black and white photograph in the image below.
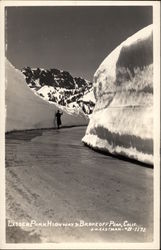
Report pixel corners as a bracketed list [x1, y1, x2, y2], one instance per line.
[0, 1, 160, 249]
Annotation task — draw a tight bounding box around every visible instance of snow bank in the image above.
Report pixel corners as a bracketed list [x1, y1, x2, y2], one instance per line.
[82, 25, 153, 165]
[5, 59, 88, 132]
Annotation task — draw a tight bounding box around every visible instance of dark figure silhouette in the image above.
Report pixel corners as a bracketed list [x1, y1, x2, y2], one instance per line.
[55, 110, 63, 129]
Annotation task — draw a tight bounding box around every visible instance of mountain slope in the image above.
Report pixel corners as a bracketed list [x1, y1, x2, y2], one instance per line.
[22, 67, 95, 115]
[5, 59, 89, 132]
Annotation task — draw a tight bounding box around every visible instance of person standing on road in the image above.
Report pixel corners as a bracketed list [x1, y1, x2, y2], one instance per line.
[55, 110, 63, 129]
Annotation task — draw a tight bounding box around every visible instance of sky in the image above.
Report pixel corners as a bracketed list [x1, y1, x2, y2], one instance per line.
[6, 6, 152, 81]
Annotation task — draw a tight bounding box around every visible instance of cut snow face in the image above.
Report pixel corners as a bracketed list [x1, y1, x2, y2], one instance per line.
[5, 59, 89, 132]
[82, 24, 153, 165]
[21, 67, 95, 115]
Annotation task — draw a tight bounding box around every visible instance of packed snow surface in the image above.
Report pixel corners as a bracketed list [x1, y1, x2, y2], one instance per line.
[5, 59, 88, 132]
[82, 25, 153, 165]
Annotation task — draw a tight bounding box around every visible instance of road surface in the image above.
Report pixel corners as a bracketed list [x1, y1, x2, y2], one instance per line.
[6, 127, 153, 243]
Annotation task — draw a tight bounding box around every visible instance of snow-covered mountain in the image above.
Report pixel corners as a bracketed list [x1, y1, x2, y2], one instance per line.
[82, 25, 153, 165]
[5, 59, 89, 132]
[21, 67, 95, 115]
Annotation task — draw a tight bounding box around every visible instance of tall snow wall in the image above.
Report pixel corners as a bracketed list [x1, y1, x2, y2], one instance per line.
[82, 25, 153, 165]
[5, 59, 88, 132]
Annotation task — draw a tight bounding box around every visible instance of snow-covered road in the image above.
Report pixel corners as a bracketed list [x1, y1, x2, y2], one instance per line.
[6, 127, 153, 243]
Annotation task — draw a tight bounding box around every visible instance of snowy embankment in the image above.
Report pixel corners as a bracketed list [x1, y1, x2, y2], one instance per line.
[5, 59, 88, 132]
[82, 25, 153, 165]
